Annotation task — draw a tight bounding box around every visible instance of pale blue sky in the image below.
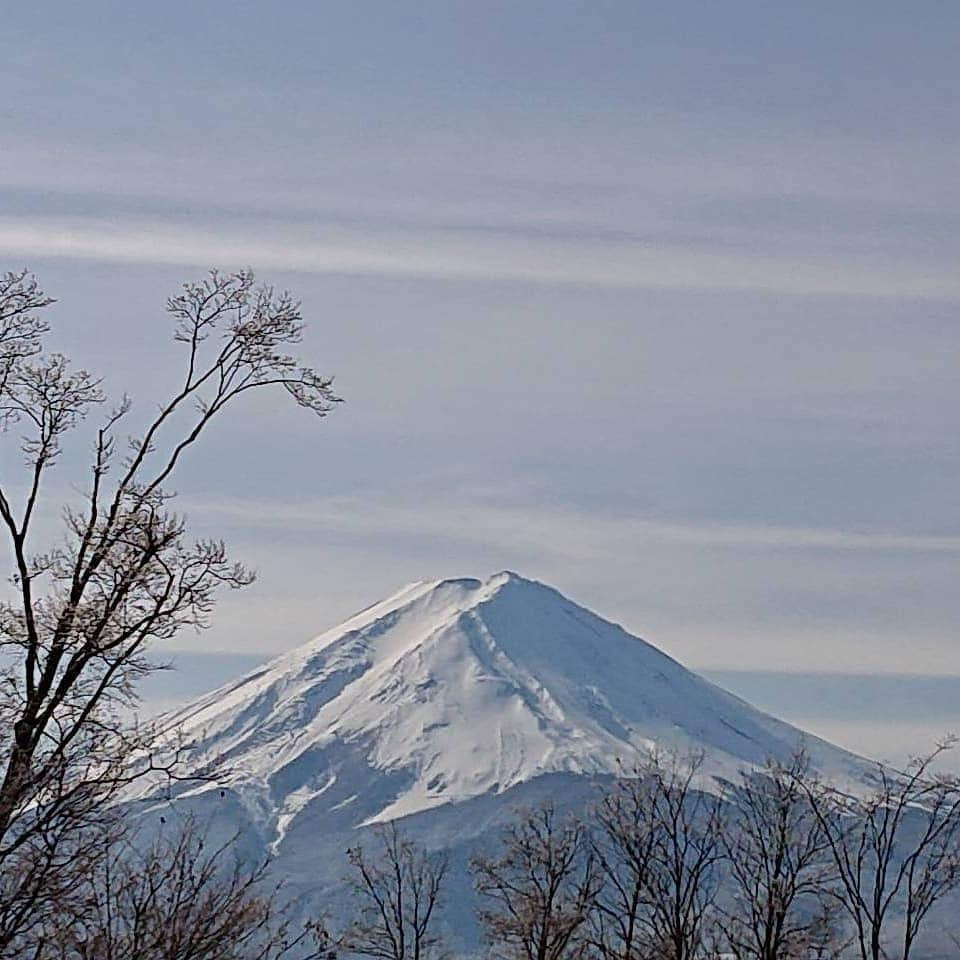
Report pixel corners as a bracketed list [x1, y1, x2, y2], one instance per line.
[2, 1, 959, 761]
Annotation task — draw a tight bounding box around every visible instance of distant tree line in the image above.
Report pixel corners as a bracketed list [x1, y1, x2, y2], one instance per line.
[339, 745, 960, 960]
[3, 268, 960, 960]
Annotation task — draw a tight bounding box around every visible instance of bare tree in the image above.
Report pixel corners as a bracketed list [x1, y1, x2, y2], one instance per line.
[0, 270, 51, 398]
[800, 740, 960, 960]
[0, 268, 339, 952]
[472, 802, 599, 960]
[719, 751, 843, 960]
[341, 822, 448, 960]
[637, 752, 726, 960]
[39, 817, 333, 960]
[588, 770, 661, 960]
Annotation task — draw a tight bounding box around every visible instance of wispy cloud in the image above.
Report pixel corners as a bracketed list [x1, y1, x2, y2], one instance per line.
[189, 494, 960, 560]
[2, 214, 958, 299]
[162, 493, 960, 679]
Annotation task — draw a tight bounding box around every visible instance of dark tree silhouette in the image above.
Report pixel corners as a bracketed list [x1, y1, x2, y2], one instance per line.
[799, 740, 960, 960]
[39, 817, 332, 960]
[342, 823, 448, 960]
[588, 768, 661, 960]
[0, 268, 339, 954]
[472, 803, 599, 960]
[627, 753, 725, 960]
[719, 751, 844, 960]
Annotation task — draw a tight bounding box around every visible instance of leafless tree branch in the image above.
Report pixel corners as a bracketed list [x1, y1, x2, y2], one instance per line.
[341, 823, 447, 960]
[0, 267, 340, 954]
[472, 802, 599, 960]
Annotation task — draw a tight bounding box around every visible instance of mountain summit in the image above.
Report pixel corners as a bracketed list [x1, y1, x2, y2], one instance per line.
[149, 572, 866, 848]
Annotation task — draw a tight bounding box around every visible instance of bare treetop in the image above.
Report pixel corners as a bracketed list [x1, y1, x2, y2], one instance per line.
[0, 270, 53, 401]
[165, 268, 337, 417]
[0, 267, 340, 956]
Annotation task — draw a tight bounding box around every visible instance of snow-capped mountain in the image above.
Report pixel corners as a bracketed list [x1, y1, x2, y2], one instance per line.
[143, 570, 868, 827]
[135, 572, 873, 945]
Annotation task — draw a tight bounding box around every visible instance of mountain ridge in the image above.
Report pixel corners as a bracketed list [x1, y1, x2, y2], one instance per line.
[141, 571, 872, 840]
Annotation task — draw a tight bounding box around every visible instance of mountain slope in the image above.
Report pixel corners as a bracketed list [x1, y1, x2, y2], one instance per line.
[142, 572, 869, 845]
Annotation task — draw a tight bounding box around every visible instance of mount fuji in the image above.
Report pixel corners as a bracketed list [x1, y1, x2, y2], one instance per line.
[134, 572, 873, 945]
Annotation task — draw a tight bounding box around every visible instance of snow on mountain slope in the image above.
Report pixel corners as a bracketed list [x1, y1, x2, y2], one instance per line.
[144, 571, 870, 843]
